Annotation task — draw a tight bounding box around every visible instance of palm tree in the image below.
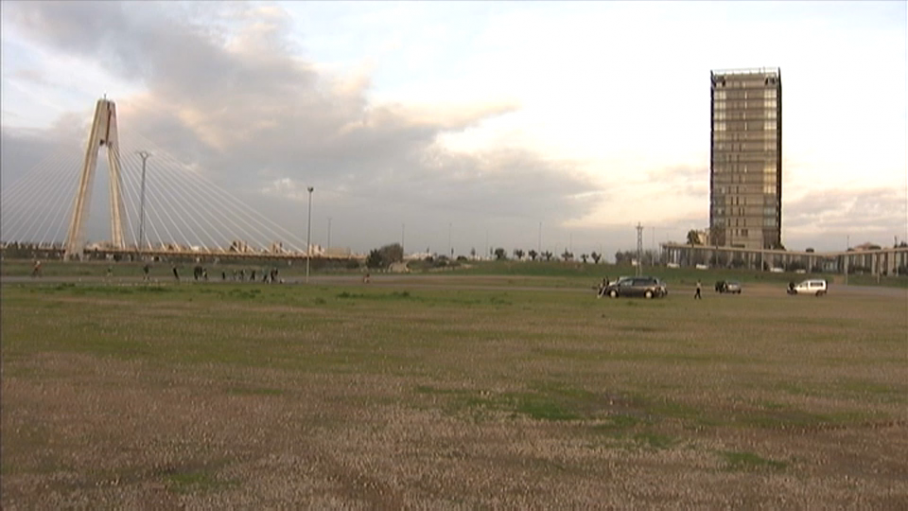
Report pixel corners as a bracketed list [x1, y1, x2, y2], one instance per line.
[687, 229, 701, 246]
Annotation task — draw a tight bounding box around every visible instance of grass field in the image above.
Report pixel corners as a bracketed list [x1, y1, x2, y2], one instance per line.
[5, 257, 908, 289]
[2, 273, 906, 508]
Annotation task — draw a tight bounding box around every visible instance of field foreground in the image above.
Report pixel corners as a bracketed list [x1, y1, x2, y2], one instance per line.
[2, 277, 906, 508]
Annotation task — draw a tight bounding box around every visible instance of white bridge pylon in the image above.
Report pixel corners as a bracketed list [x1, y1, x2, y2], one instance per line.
[64, 98, 127, 260]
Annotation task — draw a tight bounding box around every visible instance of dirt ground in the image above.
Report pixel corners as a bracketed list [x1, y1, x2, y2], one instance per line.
[2, 279, 906, 508]
[4, 353, 904, 509]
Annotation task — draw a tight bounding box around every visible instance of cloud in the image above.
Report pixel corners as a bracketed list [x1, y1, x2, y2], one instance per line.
[784, 187, 907, 237]
[1, 0, 602, 255]
[2, 1, 905, 257]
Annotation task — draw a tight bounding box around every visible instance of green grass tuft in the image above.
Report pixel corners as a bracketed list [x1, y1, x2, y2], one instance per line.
[721, 450, 788, 472]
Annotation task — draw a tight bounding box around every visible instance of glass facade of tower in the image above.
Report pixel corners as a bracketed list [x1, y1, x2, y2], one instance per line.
[710, 68, 782, 249]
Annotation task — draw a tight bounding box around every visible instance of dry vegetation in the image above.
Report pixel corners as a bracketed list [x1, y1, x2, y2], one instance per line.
[2, 278, 906, 508]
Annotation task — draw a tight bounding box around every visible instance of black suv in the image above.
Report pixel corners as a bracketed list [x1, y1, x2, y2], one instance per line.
[604, 276, 667, 299]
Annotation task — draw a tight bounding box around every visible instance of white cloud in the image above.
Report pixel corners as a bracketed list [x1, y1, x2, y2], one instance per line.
[0, 0, 904, 255]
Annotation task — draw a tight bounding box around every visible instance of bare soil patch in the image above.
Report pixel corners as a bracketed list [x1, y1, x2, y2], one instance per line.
[2, 279, 906, 508]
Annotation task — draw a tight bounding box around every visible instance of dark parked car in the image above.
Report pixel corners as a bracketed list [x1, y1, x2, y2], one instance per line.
[604, 276, 667, 299]
[715, 280, 742, 294]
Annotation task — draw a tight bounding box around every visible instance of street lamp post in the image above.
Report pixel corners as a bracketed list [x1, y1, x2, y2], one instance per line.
[136, 151, 152, 257]
[845, 234, 850, 286]
[538, 221, 542, 254]
[327, 217, 332, 251]
[306, 187, 314, 283]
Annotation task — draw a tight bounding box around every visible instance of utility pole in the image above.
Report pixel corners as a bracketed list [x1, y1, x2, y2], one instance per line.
[136, 151, 151, 257]
[844, 234, 849, 286]
[538, 221, 542, 254]
[327, 217, 332, 251]
[636, 222, 644, 276]
[401, 223, 405, 255]
[306, 187, 314, 283]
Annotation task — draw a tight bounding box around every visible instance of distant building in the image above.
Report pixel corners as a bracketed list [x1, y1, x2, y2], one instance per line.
[710, 68, 782, 249]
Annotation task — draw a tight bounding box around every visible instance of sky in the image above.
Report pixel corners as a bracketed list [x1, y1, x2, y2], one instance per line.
[1, 0, 906, 258]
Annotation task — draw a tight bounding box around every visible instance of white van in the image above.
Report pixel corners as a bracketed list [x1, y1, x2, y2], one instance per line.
[788, 279, 827, 296]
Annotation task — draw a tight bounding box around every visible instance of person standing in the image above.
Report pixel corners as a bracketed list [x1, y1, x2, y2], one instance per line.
[597, 277, 610, 298]
[172, 263, 180, 281]
[143, 263, 150, 281]
[694, 280, 702, 299]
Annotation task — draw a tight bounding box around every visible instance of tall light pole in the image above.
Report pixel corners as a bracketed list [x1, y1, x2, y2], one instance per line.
[306, 186, 314, 283]
[538, 221, 542, 254]
[136, 151, 151, 257]
[844, 234, 850, 285]
[327, 217, 332, 251]
[401, 223, 405, 255]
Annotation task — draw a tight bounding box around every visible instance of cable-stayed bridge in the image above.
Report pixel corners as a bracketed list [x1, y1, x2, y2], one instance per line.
[2, 99, 350, 262]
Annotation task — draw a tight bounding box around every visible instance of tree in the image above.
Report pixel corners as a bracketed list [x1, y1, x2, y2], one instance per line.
[379, 243, 404, 265]
[513, 249, 525, 260]
[561, 250, 573, 262]
[806, 247, 815, 253]
[687, 230, 701, 245]
[528, 249, 538, 261]
[614, 250, 636, 265]
[366, 243, 403, 269]
[590, 252, 601, 264]
[580, 254, 588, 264]
[365, 249, 383, 269]
[470, 247, 476, 259]
[542, 251, 554, 261]
[494, 247, 508, 260]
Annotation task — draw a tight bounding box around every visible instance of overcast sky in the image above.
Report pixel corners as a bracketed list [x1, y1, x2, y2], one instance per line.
[1, 1, 905, 258]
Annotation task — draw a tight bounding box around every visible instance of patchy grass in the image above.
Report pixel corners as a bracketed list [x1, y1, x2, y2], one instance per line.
[2, 277, 906, 508]
[224, 386, 285, 396]
[159, 464, 237, 495]
[720, 451, 788, 472]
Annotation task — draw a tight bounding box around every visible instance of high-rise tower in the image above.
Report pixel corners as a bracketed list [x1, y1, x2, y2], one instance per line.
[710, 68, 782, 249]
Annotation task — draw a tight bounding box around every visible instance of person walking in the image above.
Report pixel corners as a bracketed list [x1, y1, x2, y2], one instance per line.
[143, 263, 150, 281]
[172, 263, 180, 281]
[694, 280, 702, 299]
